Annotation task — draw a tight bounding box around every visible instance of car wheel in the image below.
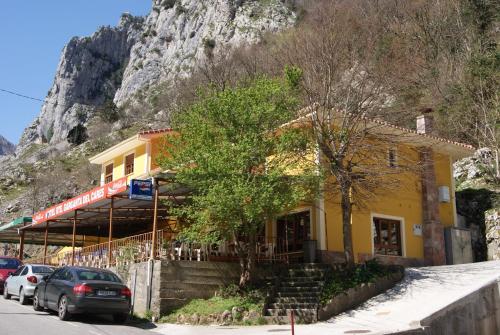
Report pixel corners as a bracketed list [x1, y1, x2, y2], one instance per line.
[113, 313, 129, 324]
[58, 295, 71, 321]
[33, 290, 44, 311]
[3, 284, 10, 300]
[19, 288, 27, 305]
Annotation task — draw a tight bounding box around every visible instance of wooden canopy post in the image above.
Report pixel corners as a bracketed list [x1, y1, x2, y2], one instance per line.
[71, 211, 78, 266]
[151, 179, 160, 260]
[43, 221, 49, 264]
[19, 230, 25, 261]
[107, 197, 114, 267]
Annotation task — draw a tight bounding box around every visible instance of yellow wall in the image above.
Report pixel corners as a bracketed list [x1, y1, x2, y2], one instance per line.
[150, 137, 164, 171]
[317, 145, 455, 262]
[101, 143, 148, 183]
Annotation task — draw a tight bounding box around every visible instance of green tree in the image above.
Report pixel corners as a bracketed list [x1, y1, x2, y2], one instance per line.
[158, 74, 318, 287]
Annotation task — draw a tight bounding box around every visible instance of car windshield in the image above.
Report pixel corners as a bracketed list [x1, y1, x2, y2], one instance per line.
[0, 259, 21, 269]
[32, 266, 54, 274]
[75, 269, 121, 283]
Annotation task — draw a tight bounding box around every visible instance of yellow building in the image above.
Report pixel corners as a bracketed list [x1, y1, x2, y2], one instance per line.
[88, 115, 474, 267]
[89, 129, 172, 185]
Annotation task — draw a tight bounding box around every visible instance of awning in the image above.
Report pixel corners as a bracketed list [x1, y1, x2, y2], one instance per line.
[20, 173, 189, 237]
[0, 217, 32, 232]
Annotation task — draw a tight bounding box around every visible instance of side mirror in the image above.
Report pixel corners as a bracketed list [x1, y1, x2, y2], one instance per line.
[42, 275, 49, 282]
[7, 272, 13, 276]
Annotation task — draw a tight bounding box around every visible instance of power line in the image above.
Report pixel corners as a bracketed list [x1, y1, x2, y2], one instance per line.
[0, 88, 46, 103]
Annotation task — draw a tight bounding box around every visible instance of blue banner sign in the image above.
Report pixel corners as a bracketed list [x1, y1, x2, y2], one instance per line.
[129, 179, 154, 201]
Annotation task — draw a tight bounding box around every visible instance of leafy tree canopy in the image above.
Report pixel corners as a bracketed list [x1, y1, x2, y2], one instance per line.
[158, 72, 318, 285]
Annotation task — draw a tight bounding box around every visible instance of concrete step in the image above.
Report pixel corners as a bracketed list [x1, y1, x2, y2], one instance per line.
[278, 285, 322, 292]
[269, 303, 318, 309]
[275, 291, 321, 297]
[281, 276, 323, 283]
[279, 280, 324, 287]
[287, 269, 329, 278]
[288, 263, 332, 270]
[272, 296, 319, 304]
[266, 308, 318, 320]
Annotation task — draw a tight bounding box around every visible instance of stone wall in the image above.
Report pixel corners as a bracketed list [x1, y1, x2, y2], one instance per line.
[357, 254, 426, 268]
[486, 209, 500, 260]
[115, 260, 242, 317]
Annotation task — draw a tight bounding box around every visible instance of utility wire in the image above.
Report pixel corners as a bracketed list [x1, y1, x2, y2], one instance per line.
[0, 87, 168, 124]
[0, 88, 46, 103]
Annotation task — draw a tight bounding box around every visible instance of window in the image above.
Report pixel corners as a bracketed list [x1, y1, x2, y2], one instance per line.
[388, 148, 397, 168]
[373, 217, 402, 256]
[124, 153, 135, 175]
[75, 269, 122, 283]
[60, 269, 75, 282]
[11, 266, 24, 276]
[0, 258, 21, 269]
[105, 163, 113, 183]
[32, 266, 54, 274]
[20, 267, 29, 276]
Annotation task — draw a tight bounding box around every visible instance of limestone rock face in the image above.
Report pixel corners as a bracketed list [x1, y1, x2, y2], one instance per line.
[16, 14, 144, 153]
[0, 135, 15, 156]
[114, 0, 295, 105]
[16, 0, 295, 153]
[485, 209, 500, 261]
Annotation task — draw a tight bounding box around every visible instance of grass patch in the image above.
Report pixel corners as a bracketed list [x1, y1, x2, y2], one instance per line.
[320, 259, 400, 304]
[159, 285, 266, 325]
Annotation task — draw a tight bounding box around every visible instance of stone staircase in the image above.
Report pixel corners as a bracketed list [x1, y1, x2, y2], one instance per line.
[264, 263, 331, 323]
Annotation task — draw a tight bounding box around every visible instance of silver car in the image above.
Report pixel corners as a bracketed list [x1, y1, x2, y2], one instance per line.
[3, 264, 54, 304]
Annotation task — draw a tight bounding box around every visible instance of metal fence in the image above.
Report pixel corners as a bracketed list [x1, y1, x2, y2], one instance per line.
[26, 232, 302, 268]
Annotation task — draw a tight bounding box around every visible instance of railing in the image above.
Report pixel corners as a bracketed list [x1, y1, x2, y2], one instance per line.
[26, 233, 303, 268]
[28, 230, 165, 268]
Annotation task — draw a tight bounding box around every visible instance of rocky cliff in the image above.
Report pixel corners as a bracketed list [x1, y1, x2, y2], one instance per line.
[0, 135, 15, 156]
[16, 14, 144, 152]
[17, 0, 295, 152]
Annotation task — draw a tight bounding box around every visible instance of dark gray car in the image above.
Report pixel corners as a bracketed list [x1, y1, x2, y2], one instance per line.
[33, 266, 131, 323]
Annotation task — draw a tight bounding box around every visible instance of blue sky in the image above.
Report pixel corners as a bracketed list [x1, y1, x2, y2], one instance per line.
[0, 1, 151, 144]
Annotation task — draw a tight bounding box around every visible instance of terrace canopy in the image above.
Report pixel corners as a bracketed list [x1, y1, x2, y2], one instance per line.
[19, 172, 189, 265]
[0, 217, 81, 248]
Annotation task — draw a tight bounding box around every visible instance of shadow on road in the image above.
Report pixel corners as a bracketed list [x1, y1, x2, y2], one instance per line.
[69, 313, 157, 329]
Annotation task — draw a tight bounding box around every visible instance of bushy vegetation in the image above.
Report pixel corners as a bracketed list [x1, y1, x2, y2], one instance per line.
[159, 284, 266, 325]
[320, 260, 400, 304]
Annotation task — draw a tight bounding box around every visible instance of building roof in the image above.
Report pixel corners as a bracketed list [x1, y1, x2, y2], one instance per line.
[287, 107, 475, 159]
[89, 128, 173, 165]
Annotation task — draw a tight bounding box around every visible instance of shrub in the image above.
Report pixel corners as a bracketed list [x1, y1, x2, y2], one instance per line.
[320, 259, 397, 304]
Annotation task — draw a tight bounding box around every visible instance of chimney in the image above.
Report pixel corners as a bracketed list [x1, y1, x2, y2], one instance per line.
[416, 108, 434, 134]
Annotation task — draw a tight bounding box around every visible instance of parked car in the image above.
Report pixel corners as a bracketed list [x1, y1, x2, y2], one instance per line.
[0, 257, 22, 294]
[33, 266, 131, 323]
[3, 264, 54, 304]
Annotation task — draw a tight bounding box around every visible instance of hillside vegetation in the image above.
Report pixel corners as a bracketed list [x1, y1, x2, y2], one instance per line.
[0, 0, 498, 257]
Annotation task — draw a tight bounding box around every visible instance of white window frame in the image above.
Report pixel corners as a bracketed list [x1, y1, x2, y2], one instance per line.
[370, 212, 406, 257]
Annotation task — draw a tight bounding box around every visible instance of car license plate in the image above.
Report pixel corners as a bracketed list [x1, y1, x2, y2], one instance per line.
[97, 290, 116, 296]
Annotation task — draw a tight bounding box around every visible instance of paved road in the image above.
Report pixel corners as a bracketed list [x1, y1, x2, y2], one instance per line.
[0, 295, 159, 335]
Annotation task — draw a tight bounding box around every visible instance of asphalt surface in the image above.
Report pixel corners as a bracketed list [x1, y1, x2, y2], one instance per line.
[0, 294, 158, 335]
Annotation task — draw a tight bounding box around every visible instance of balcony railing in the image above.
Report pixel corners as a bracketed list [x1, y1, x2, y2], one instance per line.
[27, 231, 303, 268]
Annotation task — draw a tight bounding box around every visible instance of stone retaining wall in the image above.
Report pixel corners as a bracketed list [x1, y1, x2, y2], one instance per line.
[318, 269, 405, 321]
[115, 260, 246, 317]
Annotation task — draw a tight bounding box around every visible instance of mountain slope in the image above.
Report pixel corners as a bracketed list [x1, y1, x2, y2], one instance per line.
[0, 135, 15, 156]
[17, 0, 295, 152]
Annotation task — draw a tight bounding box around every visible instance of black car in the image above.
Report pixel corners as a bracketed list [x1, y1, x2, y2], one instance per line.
[33, 266, 131, 323]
